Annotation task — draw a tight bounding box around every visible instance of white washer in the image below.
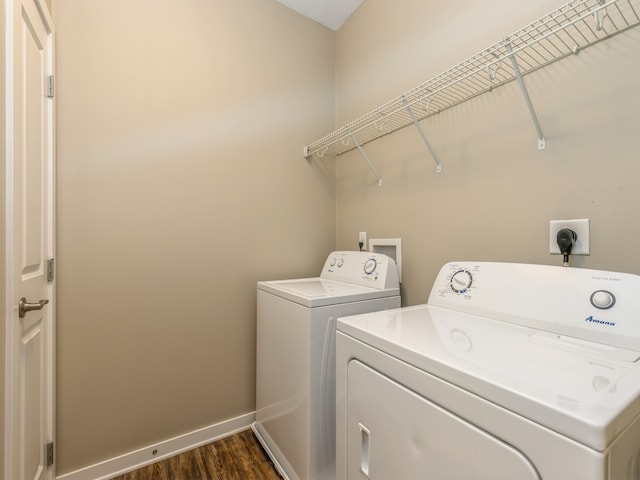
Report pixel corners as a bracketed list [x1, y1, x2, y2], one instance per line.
[336, 262, 640, 480]
[253, 251, 401, 480]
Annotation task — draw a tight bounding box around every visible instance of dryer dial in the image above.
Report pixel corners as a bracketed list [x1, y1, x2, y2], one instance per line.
[451, 269, 473, 294]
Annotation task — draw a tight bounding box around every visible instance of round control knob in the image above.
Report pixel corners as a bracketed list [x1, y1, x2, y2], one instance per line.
[337, 258, 344, 268]
[330, 258, 336, 267]
[590, 290, 615, 309]
[364, 258, 377, 275]
[450, 269, 473, 294]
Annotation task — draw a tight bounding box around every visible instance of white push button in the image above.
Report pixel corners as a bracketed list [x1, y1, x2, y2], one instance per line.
[591, 290, 615, 309]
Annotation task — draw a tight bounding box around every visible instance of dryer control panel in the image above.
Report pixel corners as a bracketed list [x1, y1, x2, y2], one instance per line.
[321, 251, 399, 290]
[428, 261, 640, 352]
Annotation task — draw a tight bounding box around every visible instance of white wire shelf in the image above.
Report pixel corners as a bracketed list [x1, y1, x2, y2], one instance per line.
[303, 0, 640, 180]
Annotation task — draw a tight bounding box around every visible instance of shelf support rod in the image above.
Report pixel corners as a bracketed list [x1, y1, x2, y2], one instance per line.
[349, 132, 383, 187]
[505, 38, 546, 150]
[595, 0, 608, 31]
[402, 97, 442, 173]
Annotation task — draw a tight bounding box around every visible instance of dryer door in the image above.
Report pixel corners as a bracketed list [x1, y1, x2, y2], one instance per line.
[346, 360, 540, 480]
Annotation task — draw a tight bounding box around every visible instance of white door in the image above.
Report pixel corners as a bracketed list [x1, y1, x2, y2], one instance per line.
[5, 0, 55, 479]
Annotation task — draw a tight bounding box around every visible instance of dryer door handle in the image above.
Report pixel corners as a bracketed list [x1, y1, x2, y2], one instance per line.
[359, 423, 371, 478]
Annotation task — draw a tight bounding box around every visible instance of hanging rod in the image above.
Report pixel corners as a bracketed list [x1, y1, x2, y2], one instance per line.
[303, 0, 640, 161]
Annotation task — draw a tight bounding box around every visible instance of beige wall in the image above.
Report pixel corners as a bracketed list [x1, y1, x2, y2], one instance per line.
[0, 1, 5, 474]
[335, 0, 640, 306]
[53, 0, 335, 474]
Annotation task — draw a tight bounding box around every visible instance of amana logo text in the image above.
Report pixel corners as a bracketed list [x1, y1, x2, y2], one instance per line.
[585, 316, 616, 327]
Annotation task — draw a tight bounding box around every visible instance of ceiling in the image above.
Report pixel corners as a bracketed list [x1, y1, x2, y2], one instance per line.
[274, 0, 364, 31]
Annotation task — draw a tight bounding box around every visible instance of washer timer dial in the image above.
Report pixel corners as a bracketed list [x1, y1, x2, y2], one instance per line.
[450, 269, 473, 294]
[364, 258, 377, 275]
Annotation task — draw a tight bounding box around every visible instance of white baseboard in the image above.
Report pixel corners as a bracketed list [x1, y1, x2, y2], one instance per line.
[56, 411, 256, 480]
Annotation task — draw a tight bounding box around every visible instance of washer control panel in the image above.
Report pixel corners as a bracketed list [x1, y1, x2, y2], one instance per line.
[428, 261, 640, 352]
[322, 251, 399, 290]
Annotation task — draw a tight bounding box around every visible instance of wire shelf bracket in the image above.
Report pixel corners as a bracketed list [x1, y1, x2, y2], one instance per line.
[505, 38, 546, 150]
[349, 132, 383, 186]
[402, 97, 442, 173]
[303, 0, 640, 181]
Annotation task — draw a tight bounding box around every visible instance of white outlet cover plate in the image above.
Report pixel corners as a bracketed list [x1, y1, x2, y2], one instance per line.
[549, 219, 590, 255]
[359, 231, 367, 247]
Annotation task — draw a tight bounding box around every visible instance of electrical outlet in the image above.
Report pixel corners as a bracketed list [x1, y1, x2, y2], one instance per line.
[359, 232, 367, 250]
[549, 219, 590, 255]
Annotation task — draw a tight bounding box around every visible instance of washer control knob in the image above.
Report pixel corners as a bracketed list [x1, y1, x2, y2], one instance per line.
[330, 258, 336, 267]
[337, 258, 344, 268]
[591, 290, 615, 309]
[364, 258, 377, 275]
[451, 269, 473, 294]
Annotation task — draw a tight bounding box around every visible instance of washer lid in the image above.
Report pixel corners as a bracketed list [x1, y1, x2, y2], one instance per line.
[258, 277, 399, 307]
[337, 305, 640, 452]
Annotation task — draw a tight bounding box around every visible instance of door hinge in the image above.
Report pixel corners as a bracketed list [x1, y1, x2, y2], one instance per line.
[47, 258, 55, 282]
[47, 442, 54, 467]
[47, 75, 54, 98]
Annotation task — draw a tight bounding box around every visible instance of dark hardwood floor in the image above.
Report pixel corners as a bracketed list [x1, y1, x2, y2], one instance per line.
[110, 429, 282, 480]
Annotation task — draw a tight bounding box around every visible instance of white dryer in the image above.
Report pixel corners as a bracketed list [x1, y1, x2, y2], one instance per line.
[336, 262, 640, 480]
[253, 251, 400, 480]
